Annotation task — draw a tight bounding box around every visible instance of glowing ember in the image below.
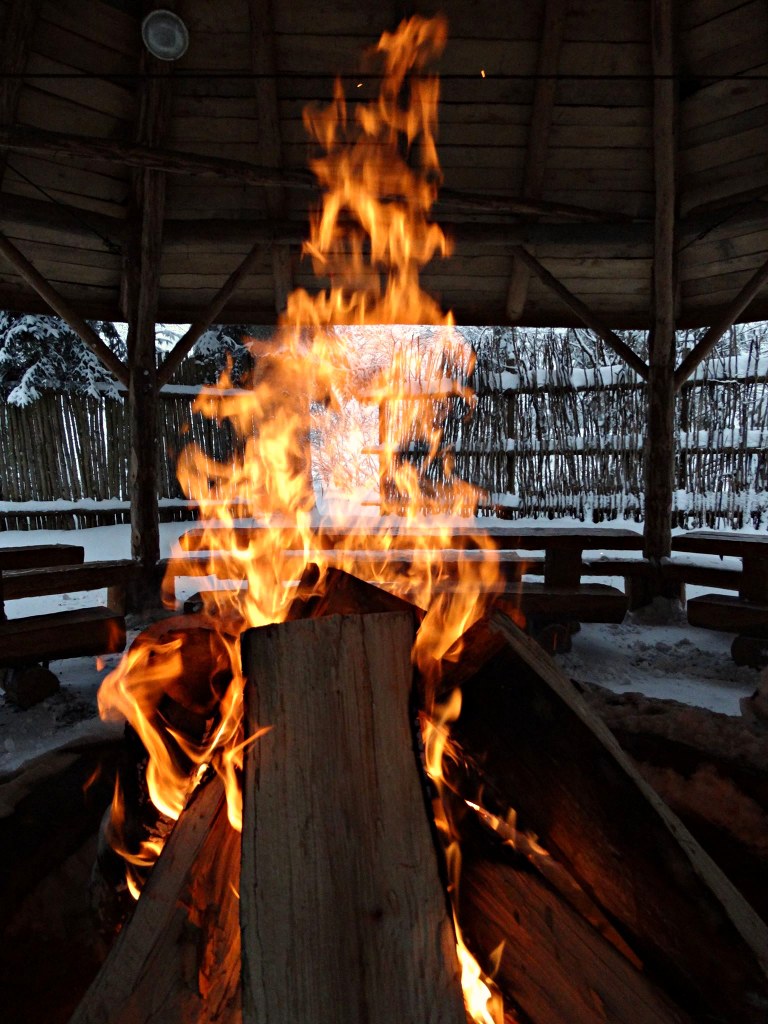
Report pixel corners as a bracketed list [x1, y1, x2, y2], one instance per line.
[98, 15, 505, 1021]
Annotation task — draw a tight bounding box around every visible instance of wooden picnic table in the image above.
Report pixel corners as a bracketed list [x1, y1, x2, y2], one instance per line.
[178, 525, 644, 588]
[672, 531, 768, 603]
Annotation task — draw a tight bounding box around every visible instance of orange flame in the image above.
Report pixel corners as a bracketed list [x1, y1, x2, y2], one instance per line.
[98, 15, 505, 1020]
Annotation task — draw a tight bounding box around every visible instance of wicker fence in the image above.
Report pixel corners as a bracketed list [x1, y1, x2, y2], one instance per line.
[1, 337, 767, 530]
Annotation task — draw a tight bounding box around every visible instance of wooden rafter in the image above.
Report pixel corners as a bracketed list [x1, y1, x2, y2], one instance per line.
[0, 230, 129, 384]
[0, 125, 630, 224]
[506, 0, 567, 321]
[674, 255, 768, 390]
[249, 0, 293, 314]
[644, 0, 677, 564]
[157, 238, 266, 387]
[510, 245, 649, 378]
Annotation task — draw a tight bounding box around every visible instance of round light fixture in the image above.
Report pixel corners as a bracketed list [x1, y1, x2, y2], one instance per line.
[141, 9, 189, 61]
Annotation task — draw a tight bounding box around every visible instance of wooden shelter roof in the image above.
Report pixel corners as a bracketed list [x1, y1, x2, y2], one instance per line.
[0, 0, 767, 329]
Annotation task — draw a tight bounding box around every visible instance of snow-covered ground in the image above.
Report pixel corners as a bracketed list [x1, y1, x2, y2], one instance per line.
[0, 517, 762, 778]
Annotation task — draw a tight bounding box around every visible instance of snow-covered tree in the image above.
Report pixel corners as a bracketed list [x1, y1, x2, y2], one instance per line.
[0, 313, 126, 405]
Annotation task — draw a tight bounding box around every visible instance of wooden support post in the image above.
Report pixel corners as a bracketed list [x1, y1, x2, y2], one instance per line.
[644, 0, 677, 568]
[123, 29, 172, 591]
[506, 0, 567, 320]
[451, 612, 768, 1023]
[510, 245, 650, 378]
[240, 612, 465, 1024]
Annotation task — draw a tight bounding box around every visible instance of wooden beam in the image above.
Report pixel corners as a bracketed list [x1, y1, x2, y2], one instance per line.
[644, 0, 677, 565]
[0, 124, 630, 223]
[0, 230, 129, 384]
[156, 238, 266, 387]
[249, 0, 293, 314]
[510, 245, 650, 378]
[674, 254, 768, 389]
[506, 0, 567, 321]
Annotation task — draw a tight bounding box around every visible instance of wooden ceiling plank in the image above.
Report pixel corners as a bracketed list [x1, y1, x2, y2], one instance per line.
[510, 244, 649, 379]
[0, 0, 45, 188]
[249, 0, 293, 314]
[0, 229, 128, 383]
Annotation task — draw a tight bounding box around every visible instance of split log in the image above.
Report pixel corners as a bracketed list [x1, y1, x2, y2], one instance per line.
[240, 611, 465, 1024]
[69, 775, 242, 1024]
[450, 611, 768, 1024]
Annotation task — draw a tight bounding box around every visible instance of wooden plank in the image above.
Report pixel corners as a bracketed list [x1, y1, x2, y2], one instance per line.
[0, 606, 126, 664]
[240, 612, 465, 1024]
[687, 593, 768, 633]
[2, 559, 139, 600]
[454, 612, 768, 1023]
[40, 0, 138, 57]
[685, 0, 765, 64]
[0, 543, 84, 571]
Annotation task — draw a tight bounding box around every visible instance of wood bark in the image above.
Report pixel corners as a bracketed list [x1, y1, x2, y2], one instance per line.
[450, 612, 768, 1023]
[240, 612, 465, 1024]
[644, 0, 677, 566]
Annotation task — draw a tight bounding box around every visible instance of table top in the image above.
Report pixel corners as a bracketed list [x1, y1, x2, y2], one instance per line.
[672, 532, 768, 559]
[180, 526, 645, 553]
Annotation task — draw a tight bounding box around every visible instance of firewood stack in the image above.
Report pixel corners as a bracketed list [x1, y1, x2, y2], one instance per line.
[70, 569, 768, 1024]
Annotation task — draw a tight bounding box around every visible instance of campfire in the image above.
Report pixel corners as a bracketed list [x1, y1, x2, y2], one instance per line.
[70, 16, 768, 1024]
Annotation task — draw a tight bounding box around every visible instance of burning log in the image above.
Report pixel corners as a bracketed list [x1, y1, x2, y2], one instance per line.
[70, 775, 241, 1024]
[239, 610, 466, 1024]
[450, 610, 768, 1024]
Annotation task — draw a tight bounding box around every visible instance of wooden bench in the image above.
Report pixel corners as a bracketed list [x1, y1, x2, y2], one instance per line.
[0, 547, 129, 706]
[579, 556, 743, 610]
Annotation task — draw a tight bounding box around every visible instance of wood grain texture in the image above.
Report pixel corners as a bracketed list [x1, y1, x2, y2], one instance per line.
[240, 612, 465, 1024]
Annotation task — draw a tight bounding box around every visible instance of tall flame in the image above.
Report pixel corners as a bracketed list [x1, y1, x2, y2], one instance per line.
[98, 16, 504, 1022]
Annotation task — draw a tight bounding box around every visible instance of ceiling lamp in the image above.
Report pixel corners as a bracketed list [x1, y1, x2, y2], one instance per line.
[141, 9, 189, 61]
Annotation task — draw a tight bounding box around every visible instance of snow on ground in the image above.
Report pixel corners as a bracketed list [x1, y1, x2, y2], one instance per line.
[0, 517, 762, 778]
